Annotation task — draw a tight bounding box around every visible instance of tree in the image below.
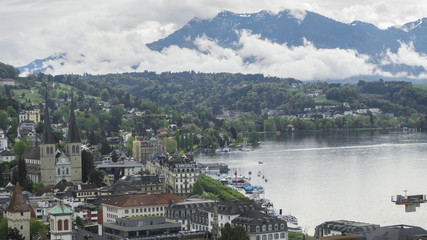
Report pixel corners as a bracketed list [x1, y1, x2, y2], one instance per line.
[75, 216, 85, 229]
[100, 88, 110, 101]
[126, 136, 134, 156]
[82, 150, 94, 183]
[30, 220, 48, 239]
[13, 140, 27, 157]
[111, 150, 118, 163]
[32, 182, 44, 194]
[248, 130, 260, 143]
[17, 157, 27, 187]
[6, 228, 25, 240]
[88, 170, 106, 187]
[0, 218, 7, 240]
[190, 180, 203, 196]
[100, 139, 112, 155]
[0, 110, 7, 130]
[6, 106, 17, 118]
[166, 138, 177, 154]
[219, 223, 249, 240]
[229, 126, 237, 139]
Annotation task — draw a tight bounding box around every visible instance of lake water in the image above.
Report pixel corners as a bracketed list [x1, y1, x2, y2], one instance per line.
[195, 131, 427, 234]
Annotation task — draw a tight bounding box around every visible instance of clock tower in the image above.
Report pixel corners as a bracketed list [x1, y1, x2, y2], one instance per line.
[55, 151, 71, 183]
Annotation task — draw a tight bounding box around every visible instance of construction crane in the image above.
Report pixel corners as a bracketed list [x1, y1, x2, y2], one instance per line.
[140, 114, 168, 152]
[391, 190, 427, 212]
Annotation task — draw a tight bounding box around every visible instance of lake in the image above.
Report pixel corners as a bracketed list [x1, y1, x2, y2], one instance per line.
[195, 131, 427, 234]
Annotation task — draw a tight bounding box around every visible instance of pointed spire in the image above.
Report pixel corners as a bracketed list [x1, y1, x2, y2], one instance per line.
[7, 184, 29, 213]
[42, 86, 56, 144]
[67, 90, 80, 143]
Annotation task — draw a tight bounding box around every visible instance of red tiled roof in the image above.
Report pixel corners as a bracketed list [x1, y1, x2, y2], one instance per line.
[104, 193, 184, 208]
[7, 185, 29, 213]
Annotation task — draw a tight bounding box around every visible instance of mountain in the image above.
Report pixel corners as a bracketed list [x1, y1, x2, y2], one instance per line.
[148, 10, 427, 56]
[18, 10, 427, 80]
[17, 53, 66, 74]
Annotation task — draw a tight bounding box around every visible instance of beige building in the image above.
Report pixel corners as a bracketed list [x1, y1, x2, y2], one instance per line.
[7, 185, 30, 240]
[19, 109, 41, 125]
[102, 193, 184, 223]
[146, 155, 199, 197]
[133, 136, 161, 163]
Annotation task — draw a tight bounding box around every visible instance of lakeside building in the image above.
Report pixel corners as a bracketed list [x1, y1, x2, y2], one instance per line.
[103, 216, 181, 240]
[102, 193, 184, 223]
[146, 154, 199, 197]
[232, 210, 288, 240]
[315, 220, 380, 238]
[365, 225, 427, 240]
[165, 197, 215, 231]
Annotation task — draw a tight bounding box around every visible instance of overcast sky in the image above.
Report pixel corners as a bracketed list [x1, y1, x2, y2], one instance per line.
[1, 0, 427, 80]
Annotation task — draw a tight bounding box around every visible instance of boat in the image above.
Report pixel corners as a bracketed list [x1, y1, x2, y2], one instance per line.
[259, 161, 263, 164]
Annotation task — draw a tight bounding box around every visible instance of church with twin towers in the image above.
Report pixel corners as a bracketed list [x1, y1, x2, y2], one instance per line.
[40, 90, 82, 185]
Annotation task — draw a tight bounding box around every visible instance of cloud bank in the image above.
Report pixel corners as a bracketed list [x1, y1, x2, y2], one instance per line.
[3, 0, 427, 80]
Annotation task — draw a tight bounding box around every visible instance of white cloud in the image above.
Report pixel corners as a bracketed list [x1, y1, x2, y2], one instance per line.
[36, 31, 376, 81]
[381, 41, 427, 70]
[2, 0, 427, 80]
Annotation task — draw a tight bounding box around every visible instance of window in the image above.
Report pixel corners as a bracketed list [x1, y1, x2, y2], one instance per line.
[125, 210, 129, 214]
[274, 233, 279, 239]
[58, 168, 60, 175]
[268, 224, 272, 231]
[280, 224, 285, 230]
[280, 233, 285, 239]
[256, 226, 260, 232]
[64, 220, 69, 230]
[274, 224, 278, 230]
[256, 236, 261, 240]
[51, 219, 54, 230]
[58, 220, 63, 231]
[268, 234, 273, 240]
[262, 225, 266, 231]
[262, 235, 267, 240]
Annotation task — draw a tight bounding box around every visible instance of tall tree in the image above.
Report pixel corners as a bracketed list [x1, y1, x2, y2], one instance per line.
[81, 150, 94, 183]
[111, 150, 118, 163]
[17, 157, 27, 187]
[219, 223, 249, 240]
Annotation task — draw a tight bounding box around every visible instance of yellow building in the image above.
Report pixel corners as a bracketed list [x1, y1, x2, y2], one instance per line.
[19, 109, 41, 124]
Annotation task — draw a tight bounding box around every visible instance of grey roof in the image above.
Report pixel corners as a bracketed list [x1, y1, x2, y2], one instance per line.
[366, 225, 427, 240]
[96, 161, 143, 168]
[73, 228, 109, 240]
[67, 92, 80, 143]
[316, 220, 380, 235]
[107, 180, 138, 194]
[232, 210, 287, 227]
[41, 89, 56, 145]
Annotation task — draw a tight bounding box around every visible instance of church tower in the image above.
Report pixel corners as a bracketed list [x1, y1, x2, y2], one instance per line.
[40, 89, 57, 186]
[48, 200, 73, 240]
[7, 185, 30, 240]
[64, 91, 82, 183]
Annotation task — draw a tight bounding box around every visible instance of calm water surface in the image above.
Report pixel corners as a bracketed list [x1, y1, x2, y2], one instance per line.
[195, 131, 427, 234]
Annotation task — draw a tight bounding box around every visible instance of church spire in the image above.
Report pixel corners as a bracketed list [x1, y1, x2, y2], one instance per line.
[67, 90, 80, 143]
[42, 86, 56, 144]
